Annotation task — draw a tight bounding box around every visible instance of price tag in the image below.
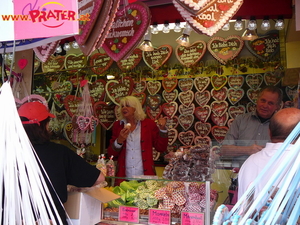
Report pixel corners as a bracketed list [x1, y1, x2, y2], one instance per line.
[118, 206, 139, 223]
[181, 211, 204, 225]
[148, 208, 171, 225]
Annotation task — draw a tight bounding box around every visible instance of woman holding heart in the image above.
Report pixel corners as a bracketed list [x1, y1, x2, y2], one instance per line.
[107, 96, 168, 183]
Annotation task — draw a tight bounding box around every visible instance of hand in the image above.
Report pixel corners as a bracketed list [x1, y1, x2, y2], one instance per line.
[249, 144, 264, 154]
[157, 115, 167, 130]
[117, 127, 130, 144]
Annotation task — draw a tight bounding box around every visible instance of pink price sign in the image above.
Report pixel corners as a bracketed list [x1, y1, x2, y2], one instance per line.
[148, 208, 171, 225]
[181, 212, 204, 225]
[118, 206, 139, 223]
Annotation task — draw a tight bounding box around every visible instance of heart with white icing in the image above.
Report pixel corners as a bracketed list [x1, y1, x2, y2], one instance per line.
[162, 77, 178, 92]
[179, 103, 195, 115]
[146, 94, 162, 110]
[34, 41, 60, 63]
[211, 74, 228, 90]
[194, 77, 210, 92]
[211, 86, 228, 101]
[228, 105, 246, 119]
[133, 80, 147, 93]
[94, 101, 116, 130]
[178, 114, 194, 131]
[211, 125, 229, 144]
[143, 45, 173, 70]
[165, 116, 179, 129]
[195, 90, 210, 106]
[247, 88, 261, 104]
[194, 121, 211, 137]
[162, 102, 178, 118]
[146, 106, 162, 120]
[176, 41, 207, 67]
[211, 100, 228, 117]
[194, 136, 211, 148]
[147, 80, 161, 95]
[168, 128, 178, 145]
[228, 75, 244, 89]
[246, 74, 263, 89]
[179, 130, 195, 146]
[178, 90, 194, 107]
[178, 78, 194, 92]
[211, 112, 229, 126]
[194, 105, 211, 122]
[162, 89, 178, 103]
[228, 88, 244, 105]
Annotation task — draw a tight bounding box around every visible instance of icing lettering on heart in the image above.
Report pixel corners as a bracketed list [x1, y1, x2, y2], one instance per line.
[165, 116, 179, 129]
[34, 41, 60, 63]
[194, 136, 211, 148]
[264, 71, 283, 86]
[89, 79, 106, 102]
[211, 86, 227, 101]
[211, 74, 227, 90]
[211, 112, 229, 126]
[117, 48, 143, 71]
[176, 41, 207, 67]
[228, 75, 244, 89]
[194, 105, 211, 122]
[246, 74, 263, 89]
[195, 90, 210, 106]
[178, 90, 194, 107]
[162, 89, 178, 103]
[178, 114, 194, 131]
[147, 80, 161, 95]
[146, 106, 162, 120]
[211, 100, 228, 117]
[179, 131, 195, 146]
[132, 92, 146, 106]
[247, 88, 261, 104]
[228, 88, 244, 105]
[194, 121, 211, 137]
[146, 94, 162, 110]
[178, 78, 194, 92]
[162, 77, 178, 92]
[162, 102, 178, 118]
[88, 53, 113, 75]
[133, 80, 147, 93]
[94, 101, 116, 130]
[194, 77, 210, 92]
[179, 103, 195, 115]
[211, 125, 229, 143]
[228, 105, 246, 119]
[168, 128, 178, 145]
[143, 45, 173, 70]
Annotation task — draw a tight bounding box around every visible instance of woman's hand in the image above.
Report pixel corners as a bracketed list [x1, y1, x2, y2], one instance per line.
[117, 127, 130, 144]
[157, 115, 167, 130]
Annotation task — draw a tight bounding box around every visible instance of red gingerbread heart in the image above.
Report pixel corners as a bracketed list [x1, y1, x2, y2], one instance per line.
[34, 41, 60, 63]
[117, 48, 143, 71]
[162, 89, 178, 103]
[89, 79, 106, 102]
[162, 77, 178, 93]
[168, 128, 178, 145]
[178, 114, 194, 131]
[176, 41, 207, 67]
[165, 116, 179, 129]
[162, 102, 178, 118]
[211, 126, 229, 144]
[178, 90, 194, 107]
[195, 91, 210, 107]
[179, 131, 195, 146]
[88, 53, 113, 75]
[211, 112, 229, 126]
[194, 122, 211, 137]
[143, 45, 173, 70]
[147, 80, 161, 95]
[194, 77, 210, 92]
[178, 78, 194, 92]
[105, 77, 134, 105]
[94, 101, 116, 130]
[179, 103, 195, 115]
[194, 105, 211, 123]
[133, 80, 147, 93]
[194, 136, 211, 148]
[146, 106, 162, 120]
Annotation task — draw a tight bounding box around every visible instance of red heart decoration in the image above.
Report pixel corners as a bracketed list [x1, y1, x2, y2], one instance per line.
[194, 77, 210, 92]
[147, 80, 161, 95]
[211, 87, 228, 101]
[162, 77, 178, 92]
[88, 53, 113, 75]
[146, 94, 162, 110]
[211, 126, 229, 144]
[210, 100, 228, 117]
[194, 105, 211, 123]
[264, 71, 283, 86]
[168, 128, 178, 146]
[247, 88, 261, 104]
[102, 2, 151, 61]
[77, 116, 92, 131]
[195, 91, 210, 107]
[162, 89, 178, 103]
[178, 90, 194, 107]
[207, 36, 244, 64]
[165, 116, 179, 129]
[228, 75, 244, 89]
[211, 74, 228, 90]
[105, 77, 134, 105]
[228, 88, 244, 105]
[146, 106, 162, 120]
[228, 105, 246, 119]
[174, 0, 208, 15]
[89, 79, 106, 102]
[194, 122, 211, 137]
[117, 48, 143, 71]
[178, 78, 194, 92]
[34, 41, 60, 63]
[18, 59, 28, 70]
[178, 103, 195, 115]
[132, 92, 146, 106]
[178, 130, 195, 146]
[63, 95, 87, 118]
[194, 136, 211, 148]
[176, 41, 207, 67]
[133, 80, 147, 93]
[94, 101, 116, 130]
[246, 74, 263, 89]
[143, 45, 173, 70]
[162, 102, 178, 118]
[211, 112, 229, 126]
[178, 114, 194, 131]
[75, 0, 105, 45]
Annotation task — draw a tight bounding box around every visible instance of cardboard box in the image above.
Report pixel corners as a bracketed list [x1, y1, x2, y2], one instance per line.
[64, 188, 120, 225]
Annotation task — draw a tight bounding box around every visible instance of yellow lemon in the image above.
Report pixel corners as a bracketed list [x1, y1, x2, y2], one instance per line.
[122, 37, 127, 44]
[111, 44, 116, 51]
[131, 10, 137, 17]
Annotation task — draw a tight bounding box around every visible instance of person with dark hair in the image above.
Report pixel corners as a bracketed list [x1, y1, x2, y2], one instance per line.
[18, 101, 105, 224]
[107, 96, 168, 183]
[221, 86, 283, 166]
[238, 107, 300, 199]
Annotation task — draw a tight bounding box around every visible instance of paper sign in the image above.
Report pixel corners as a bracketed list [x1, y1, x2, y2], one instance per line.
[149, 208, 171, 225]
[118, 206, 139, 223]
[181, 212, 204, 225]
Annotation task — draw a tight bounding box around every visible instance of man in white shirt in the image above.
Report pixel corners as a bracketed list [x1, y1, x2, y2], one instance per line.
[238, 107, 300, 200]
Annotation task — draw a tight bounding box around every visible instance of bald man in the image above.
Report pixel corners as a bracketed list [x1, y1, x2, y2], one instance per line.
[238, 107, 300, 199]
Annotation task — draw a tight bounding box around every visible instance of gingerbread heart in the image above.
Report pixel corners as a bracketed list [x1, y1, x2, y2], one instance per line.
[179, 131, 195, 146]
[88, 53, 113, 75]
[42, 55, 65, 73]
[264, 71, 283, 86]
[194, 77, 210, 92]
[178, 90, 194, 107]
[102, 2, 151, 62]
[74, 0, 105, 45]
[174, 0, 243, 36]
[211, 74, 228, 90]
[174, 0, 209, 15]
[77, 116, 92, 131]
[228, 105, 246, 119]
[94, 101, 116, 130]
[211, 112, 229, 126]
[34, 41, 60, 63]
[15, 94, 48, 109]
[176, 41, 207, 67]
[167, 143, 180, 153]
[52, 81, 73, 108]
[117, 48, 143, 71]
[63, 95, 83, 117]
[33, 86, 52, 103]
[285, 86, 297, 101]
[207, 36, 244, 64]
[162, 89, 178, 103]
[132, 92, 146, 106]
[146, 94, 162, 110]
[162, 102, 178, 118]
[245, 30, 280, 61]
[168, 128, 178, 145]
[89, 79, 106, 102]
[178, 114, 194, 131]
[63, 122, 81, 149]
[165, 116, 179, 129]
[194, 105, 211, 123]
[228, 88, 244, 105]
[211, 86, 228, 101]
[247, 102, 257, 113]
[105, 77, 134, 105]
[211, 100, 228, 117]
[64, 54, 87, 71]
[247, 88, 261, 104]
[179, 103, 195, 115]
[143, 45, 173, 70]
[147, 80, 161, 95]
[246, 74, 263, 89]
[194, 136, 211, 148]
[162, 77, 178, 93]
[194, 122, 211, 137]
[211, 126, 229, 144]
[195, 90, 210, 106]
[133, 80, 147, 93]
[228, 75, 244, 89]
[146, 106, 162, 120]
[178, 78, 194, 92]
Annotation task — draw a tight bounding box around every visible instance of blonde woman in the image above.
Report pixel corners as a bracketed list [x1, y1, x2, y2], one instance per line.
[107, 96, 168, 183]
